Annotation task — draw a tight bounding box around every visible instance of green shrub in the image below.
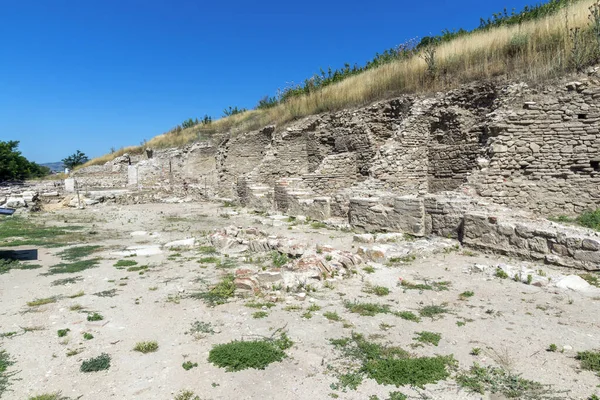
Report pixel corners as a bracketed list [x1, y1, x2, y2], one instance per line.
[190, 274, 235, 306]
[344, 301, 390, 316]
[577, 209, 600, 231]
[182, 361, 198, 370]
[495, 268, 509, 279]
[80, 353, 111, 372]
[457, 363, 552, 397]
[413, 331, 441, 346]
[57, 329, 70, 337]
[271, 251, 289, 267]
[253, 311, 268, 319]
[87, 313, 103, 321]
[83, 333, 94, 340]
[208, 337, 289, 371]
[577, 350, 600, 373]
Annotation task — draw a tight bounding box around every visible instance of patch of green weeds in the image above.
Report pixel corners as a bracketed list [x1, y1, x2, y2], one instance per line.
[581, 273, 600, 288]
[399, 280, 450, 291]
[51, 276, 83, 286]
[66, 348, 82, 357]
[57, 245, 102, 261]
[0, 216, 83, 247]
[413, 331, 441, 346]
[87, 313, 103, 321]
[93, 289, 118, 297]
[0, 348, 16, 397]
[182, 361, 198, 370]
[329, 332, 455, 390]
[495, 267, 509, 279]
[215, 258, 237, 269]
[80, 353, 110, 372]
[190, 274, 235, 306]
[208, 333, 293, 371]
[362, 266, 375, 274]
[387, 254, 416, 264]
[173, 390, 200, 400]
[344, 301, 390, 316]
[363, 284, 390, 296]
[187, 320, 215, 336]
[456, 363, 554, 398]
[133, 341, 159, 353]
[470, 347, 481, 356]
[28, 391, 71, 400]
[127, 265, 148, 272]
[310, 221, 328, 229]
[114, 259, 137, 268]
[0, 259, 41, 274]
[199, 246, 217, 254]
[57, 329, 70, 337]
[459, 291, 475, 300]
[45, 259, 100, 275]
[284, 305, 302, 311]
[83, 333, 94, 340]
[245, 301, 276, 309]
[198, 256, 219, 264]
[394, 311, 421, 322]
[253, 311, 268, 319]
[324, 311, 342, 321]
[577, 350, 600, 374]
[419, 304, 450, 319]
[27, 296, 58, 307]
[271, 251, 289, 267]
[547, 344, 558, 352]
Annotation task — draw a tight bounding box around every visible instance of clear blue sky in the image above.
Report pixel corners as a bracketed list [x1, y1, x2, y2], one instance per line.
[0, 0, 536, 163]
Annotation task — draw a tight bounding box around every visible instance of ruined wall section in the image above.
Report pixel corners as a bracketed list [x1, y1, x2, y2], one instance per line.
[468, 82, 600, 215]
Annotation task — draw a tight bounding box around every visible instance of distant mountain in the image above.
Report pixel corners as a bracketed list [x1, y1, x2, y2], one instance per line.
[40, 162, 65, 172]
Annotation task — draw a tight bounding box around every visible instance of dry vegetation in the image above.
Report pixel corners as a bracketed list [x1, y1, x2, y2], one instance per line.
[82, 0, 598, 168]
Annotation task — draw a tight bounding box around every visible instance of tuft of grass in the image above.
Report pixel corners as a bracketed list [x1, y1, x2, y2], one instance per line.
[45, 259, 100, 275]
[87, 312, 103, 321]
[547, 344, 558, 352]
[0, 259, 42, 274]
[470, 347, 481, 356]
[133, 341, 159, 353]
[0, 216, 83, 247]
[68, 291, 84, 299]
[457, 363, 553, 398]
[395, 311, 421, 322]
[28, 392, 71, 400]
[459, 291, 475, 300]
[187, 320, 215, 336]
[80, 353, 111, 372]
[182, 361, 198, 370]
[344, 301, 390, 316]
[419, 304, 450, 319]
[57, 245, 102, 261]
[0, 348, 16, 397]
[362, 266, 375, 274]
[245, 301, 276, 309]
[208, 333, 292, 372]
[577, 350, 600, 374]
[364, 284, 390, 296]
[581, 273, 600, 288]
[199, 245, 217, 254]
[114, 259, 137, 268]
[577, 209, 600, 231]
[413, 331, 441, 346]
[252, 311, 268, 319]
[198, 256, 219, 264]
[400, 280, 450, 291]
[190, 274, 235, 306]
[127, 265, 148, 272]
[173, 390, 201, 400]
[27, 296, 58, 307]
[271, 251, 289, 267]
[83, 333, 94, 340]
[324, 311, 342, 321]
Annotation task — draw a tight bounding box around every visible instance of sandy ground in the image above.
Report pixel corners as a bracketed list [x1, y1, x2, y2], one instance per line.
[1, 202, 600, 400]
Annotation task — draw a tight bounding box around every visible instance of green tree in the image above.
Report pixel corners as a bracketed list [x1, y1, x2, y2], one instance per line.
[0, 140, 49, 181]
[62, 150, 89, 170]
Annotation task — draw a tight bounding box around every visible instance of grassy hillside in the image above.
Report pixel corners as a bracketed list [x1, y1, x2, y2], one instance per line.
[83, 0, 599, 168]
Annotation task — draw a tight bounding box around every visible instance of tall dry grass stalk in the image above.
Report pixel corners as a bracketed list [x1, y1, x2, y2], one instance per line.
[84, 0, 597, 167]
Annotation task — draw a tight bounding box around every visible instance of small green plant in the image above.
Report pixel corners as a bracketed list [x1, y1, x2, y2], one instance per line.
[133, 341, 159, 353]
[93, 289, 118, 297]
[307, 304, 321, 312]
[245, 301, 276, 309]
[57, 329, 70, 337]
[51, 276, 83, 286]
[66, 348, 82, 357]
[57, 245, 102, 261]
[187, 320, 215, 335]
[253, 311, 268, 319]
[271, 251, 289, 267]
[45, 259, 100, 275]
[470, 347, 481, 356]
[364, 284, 390, 296]
[83, 333, 94, 340]
[547, 343, 558, 352]
[387, 392, 408, 400]
[310, 221, 328, 229]
[395, 311, 421, 322]
[581, 273, 600, 288]
[208, 333, 292, 371]
[400, 280, 450, 291]
[414, 331, 441, 346]
[344, 301, 390, 316]
[80, 353, 111, 372]
[576, 350, 600, 374]
[526, 274, 533, 285]
[418, 304, 449, 319]
[190, 274, 235, 306]
[114, 259, 138, 268]
[173, 390, 201, 400]
[495, 267, 509, 279]
[0, 348, 16, 397]
[459, 291, 474, 300]
[363, 265, 375, 274]
[324, 311, 342, 321]
[182, 361, 198, 370]
[68, 290, 84, 298]
[87, 312, 103, 321]
[28, 392, 71, 400]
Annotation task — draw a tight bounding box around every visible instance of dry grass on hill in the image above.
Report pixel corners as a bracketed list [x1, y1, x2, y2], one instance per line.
[82, 0, 597, 168]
